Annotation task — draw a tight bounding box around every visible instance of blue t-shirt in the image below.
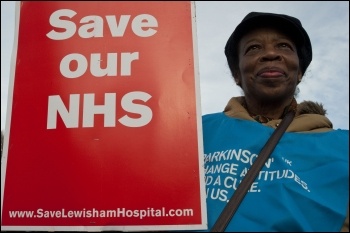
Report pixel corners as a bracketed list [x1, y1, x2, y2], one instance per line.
[202, 113, 349, 232]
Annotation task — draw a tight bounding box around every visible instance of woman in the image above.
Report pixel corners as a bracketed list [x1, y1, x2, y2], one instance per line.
[202, 12, 349, 231]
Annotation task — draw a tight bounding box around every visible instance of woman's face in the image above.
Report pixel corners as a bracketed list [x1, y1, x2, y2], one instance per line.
[236, 27, 302, 102]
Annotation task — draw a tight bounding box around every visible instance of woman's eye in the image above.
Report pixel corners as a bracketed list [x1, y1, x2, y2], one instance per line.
[279, 43, 293, 50]
[245, 45, 260, 53]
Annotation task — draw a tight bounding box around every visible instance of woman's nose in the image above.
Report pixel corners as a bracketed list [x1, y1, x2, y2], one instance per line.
[259, 46, 282, 62]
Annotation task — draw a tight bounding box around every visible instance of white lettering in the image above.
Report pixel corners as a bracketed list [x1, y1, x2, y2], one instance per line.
[60, 53, 87, 78]
[60, 52, 139, 78]
[132, 14, 158, 37]
[47, 10, 158, 40]
[47, 94, 80, 129]
[78, 15, 104, 38]
[46, 9, 77, 40]
[119, 91, 153, 127]
[83, 93, 116, 127]
[47, 93, 152, 129]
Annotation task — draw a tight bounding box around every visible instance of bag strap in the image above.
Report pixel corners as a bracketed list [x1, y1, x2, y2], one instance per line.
[210, 110, 295, 232]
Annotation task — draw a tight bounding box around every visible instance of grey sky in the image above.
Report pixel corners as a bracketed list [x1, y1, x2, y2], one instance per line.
[1, 1, 349, 131]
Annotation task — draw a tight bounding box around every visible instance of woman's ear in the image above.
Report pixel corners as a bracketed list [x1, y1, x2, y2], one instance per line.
[234, 71, 241, 86]
[297, 70, 303, 84]
[235, 78, 241, 86]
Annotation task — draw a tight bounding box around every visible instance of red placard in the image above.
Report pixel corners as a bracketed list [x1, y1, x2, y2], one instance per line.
[1, 1, 207, 231]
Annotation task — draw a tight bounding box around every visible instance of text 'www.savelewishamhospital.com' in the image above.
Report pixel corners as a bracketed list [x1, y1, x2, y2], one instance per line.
[7, 207, 194, 220]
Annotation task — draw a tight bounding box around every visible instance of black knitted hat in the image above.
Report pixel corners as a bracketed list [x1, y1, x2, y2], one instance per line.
[225, 12, 312, 75]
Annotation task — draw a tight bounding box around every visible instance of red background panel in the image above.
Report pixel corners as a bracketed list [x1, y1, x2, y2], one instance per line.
[1, 1, 205, 230]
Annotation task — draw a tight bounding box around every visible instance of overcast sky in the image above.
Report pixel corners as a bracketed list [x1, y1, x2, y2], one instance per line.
[1, 1, 349, 131]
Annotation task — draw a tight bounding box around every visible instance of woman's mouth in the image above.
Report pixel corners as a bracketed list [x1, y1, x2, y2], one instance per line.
[257, 67, 286, 78]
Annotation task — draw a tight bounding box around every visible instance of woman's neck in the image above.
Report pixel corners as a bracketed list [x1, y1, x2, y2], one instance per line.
[242, 97, 296, 122]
